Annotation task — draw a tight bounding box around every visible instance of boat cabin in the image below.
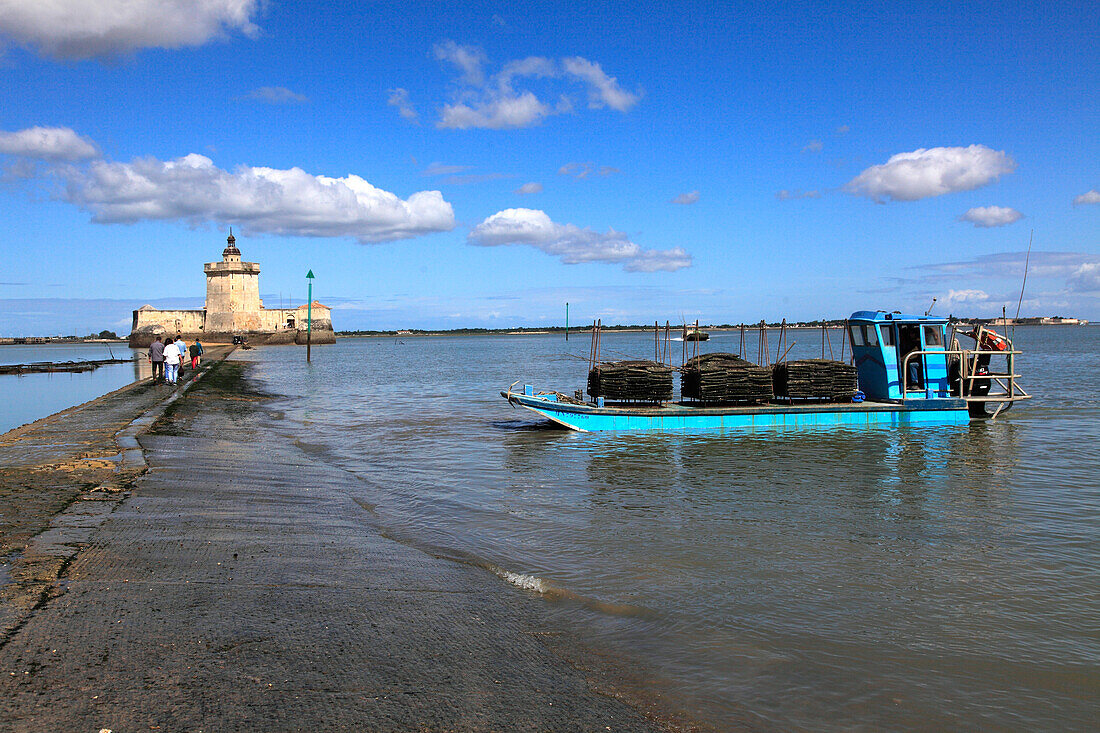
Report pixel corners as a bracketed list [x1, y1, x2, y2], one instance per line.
[848, 311, 951, 401]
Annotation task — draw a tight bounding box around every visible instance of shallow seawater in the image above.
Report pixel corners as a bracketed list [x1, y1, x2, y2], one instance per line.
[0, 344, 148, 434]
[244, 327, 1099, 730]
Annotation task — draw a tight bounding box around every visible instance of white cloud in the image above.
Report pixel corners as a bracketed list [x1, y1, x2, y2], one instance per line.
[561, 57, 641, 111]
[775, 189, 821, 200]
[0, 0, 259, 59]
[845, 145, 1016, 202]
[0, 126, 99, 160]
[429, 44, 640, 130]
[469, 208, 691, 272]
[802, 139, 823, 153]
[439, 92, 551, 130]
[958, 205, 1023, 228]
[1068, 263, 1100, 293]
[671, 191, 700, 205]
[433, 40, 488, 86]
[387, 88, 417, 121]
[243, 86, 308, 104]
[835, 125, 850, 135]
[558, 161, 618, 179]
[943, 289, 990, 304]
[498, 56, 557, 92]
[1073, 190, 1100, 206]
[60, 152, 455, 242]
[422, 163, 469, 176]
[515, 182, 542, 195]
[926, 251, 1100, 280]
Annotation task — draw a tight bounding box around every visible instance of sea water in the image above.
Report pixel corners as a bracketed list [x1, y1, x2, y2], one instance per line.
[241, 327, 1097, 729]
[0, 343, 147, 434]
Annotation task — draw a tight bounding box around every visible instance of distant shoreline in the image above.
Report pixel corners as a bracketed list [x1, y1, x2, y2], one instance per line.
[337, 321, 1092, 338]
[2, 319, 1091, 344]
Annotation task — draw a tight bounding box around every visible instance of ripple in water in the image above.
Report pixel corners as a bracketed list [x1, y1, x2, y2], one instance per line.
[242, 328, 1100, 730]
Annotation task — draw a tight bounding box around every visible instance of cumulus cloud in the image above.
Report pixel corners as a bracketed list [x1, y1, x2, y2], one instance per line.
[430, 42, 640, 130]
[242, 86, 308, 104]
[671, 191, 700, 205]
[0, 0, 260, 59]
[775, 189, 821, 200]
[0, 126, 99, 160]
[387, 88, 417, 121]
[1073, 190, 1100, 206]
[802, 139, 823, 153]
[958, 205, 1023, 228]
[58, 152, 454, 242]
[469, 208, 690, 272]
[1068, 263, 1100, 293]
[515, 182, 542, 195]
[943, 289, 990, 304]
[439, 92, 551, 130]
[845, 145, 1016, 202]
[561, 57, 641, 111]
[433, 40, 488, 86]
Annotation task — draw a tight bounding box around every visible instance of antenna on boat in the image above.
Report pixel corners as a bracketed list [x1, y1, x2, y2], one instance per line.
[924, 297, 937, 316]
[1013, 230, 1034, 339]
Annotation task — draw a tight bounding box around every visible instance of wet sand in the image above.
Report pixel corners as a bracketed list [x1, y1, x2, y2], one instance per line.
[0, 354, 678, 731]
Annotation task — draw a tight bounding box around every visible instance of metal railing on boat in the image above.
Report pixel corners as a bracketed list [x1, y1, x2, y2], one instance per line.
[900, 346, 1030, 418]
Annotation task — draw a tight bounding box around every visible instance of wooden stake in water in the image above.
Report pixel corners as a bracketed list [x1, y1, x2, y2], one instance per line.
[565, 302, 569, 341]
[306, 269, 314, 363]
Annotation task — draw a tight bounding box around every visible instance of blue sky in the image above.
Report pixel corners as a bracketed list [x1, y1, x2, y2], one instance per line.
[0, 0, 1097, 335]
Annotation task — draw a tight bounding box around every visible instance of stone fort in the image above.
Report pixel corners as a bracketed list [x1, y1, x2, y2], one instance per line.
[128, 232, 335, 347]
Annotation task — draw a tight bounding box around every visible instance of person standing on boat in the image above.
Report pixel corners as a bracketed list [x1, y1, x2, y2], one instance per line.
[189, 339, 203, 370]
[148, 335, 165, 383]
[163, 336, 182, 385]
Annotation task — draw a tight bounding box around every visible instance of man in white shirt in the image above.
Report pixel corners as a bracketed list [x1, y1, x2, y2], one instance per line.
[163, 336, 183, 385]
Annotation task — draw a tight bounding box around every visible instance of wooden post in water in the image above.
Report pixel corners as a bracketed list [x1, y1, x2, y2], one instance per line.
[565, 302, 569, 341]
[306, 269, 314, 363]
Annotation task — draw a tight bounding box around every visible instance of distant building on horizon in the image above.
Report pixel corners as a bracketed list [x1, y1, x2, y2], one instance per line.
[128, 232, 334, 347]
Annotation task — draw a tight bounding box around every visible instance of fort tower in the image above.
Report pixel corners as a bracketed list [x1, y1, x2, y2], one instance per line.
[204, 232, 264, 333]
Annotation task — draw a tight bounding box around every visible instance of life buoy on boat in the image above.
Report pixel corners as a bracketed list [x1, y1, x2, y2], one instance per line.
[965, 328, 1009, 352]
[979, 329, 1009, 352]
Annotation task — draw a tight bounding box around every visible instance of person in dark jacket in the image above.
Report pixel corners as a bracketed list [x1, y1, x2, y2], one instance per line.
[148, 335, 165, 382]
[189, 340, 204, 370]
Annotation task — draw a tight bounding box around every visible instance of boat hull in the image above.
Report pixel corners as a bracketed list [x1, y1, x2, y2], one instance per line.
[502, 391, 970, 433]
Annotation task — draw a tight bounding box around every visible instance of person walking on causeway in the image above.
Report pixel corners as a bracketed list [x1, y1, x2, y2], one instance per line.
[163, 336, 182, 385]
[189, 339, 204, 370]
[148, 335, 165, 383]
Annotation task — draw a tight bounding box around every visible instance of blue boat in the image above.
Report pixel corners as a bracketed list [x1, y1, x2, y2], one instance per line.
[502, 311, 1030, 433]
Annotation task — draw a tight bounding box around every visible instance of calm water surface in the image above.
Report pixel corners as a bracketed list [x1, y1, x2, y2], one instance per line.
[245, 327, 1098, 730]
[0, 343, 146, 434]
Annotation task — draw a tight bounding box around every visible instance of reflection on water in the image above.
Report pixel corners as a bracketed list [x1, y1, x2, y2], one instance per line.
[0, 344, 147, 434]
[243, 328, 1099, 730]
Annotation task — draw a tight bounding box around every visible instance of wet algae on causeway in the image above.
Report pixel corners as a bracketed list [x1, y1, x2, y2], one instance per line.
[0, 356, 678, 732]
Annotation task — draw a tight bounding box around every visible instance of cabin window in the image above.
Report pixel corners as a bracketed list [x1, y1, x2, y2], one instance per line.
[848, 325, 865, 346]
[923, 325, 943, 347]
[880, 325, 895, 346]
[862, 325, 879, 346]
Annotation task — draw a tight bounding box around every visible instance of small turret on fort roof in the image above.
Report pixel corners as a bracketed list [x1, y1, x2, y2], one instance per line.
[222, 228, 241, 261]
